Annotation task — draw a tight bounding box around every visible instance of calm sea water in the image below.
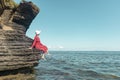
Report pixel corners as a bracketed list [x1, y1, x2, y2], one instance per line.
[35, 51, 120, 80]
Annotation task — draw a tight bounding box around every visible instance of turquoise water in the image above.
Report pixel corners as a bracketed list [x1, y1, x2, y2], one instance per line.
[35, 51, 120, 80]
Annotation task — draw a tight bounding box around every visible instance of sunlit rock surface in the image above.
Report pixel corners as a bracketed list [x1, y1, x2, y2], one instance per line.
[0, 0, 40, 72]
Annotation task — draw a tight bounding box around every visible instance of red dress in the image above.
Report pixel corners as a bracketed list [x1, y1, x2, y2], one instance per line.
[31, 35, 48, 53]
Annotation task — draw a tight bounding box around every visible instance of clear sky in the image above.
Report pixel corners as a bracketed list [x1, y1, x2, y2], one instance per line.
[15, 0, 120, 51]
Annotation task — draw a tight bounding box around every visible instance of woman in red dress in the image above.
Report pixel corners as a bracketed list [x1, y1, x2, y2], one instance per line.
[29, 30, 48, 59]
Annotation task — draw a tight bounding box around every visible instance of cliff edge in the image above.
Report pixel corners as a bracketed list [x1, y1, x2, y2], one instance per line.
[0, 0, 40, 73]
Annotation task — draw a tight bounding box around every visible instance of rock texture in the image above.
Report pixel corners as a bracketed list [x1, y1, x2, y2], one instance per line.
[0, 0, 40, 72]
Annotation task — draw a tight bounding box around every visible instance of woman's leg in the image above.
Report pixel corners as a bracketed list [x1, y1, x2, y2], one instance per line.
[40, 50, 46, 60]
[41, 53, 46, 60]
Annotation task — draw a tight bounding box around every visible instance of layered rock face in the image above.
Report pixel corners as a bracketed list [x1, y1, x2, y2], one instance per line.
[0, 0, 40, 72]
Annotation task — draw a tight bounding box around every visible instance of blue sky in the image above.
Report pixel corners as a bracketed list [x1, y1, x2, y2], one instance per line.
[15, 0, 120, 51]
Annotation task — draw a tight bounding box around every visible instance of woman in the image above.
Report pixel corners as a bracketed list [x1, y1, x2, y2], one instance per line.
[29, 30, 48, 59]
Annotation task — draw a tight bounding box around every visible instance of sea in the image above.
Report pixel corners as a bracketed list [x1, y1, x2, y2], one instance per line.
[35, 51, 120, 80]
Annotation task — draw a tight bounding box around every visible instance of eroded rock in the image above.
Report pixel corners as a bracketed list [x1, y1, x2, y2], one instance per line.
[0, 0, 41, 72]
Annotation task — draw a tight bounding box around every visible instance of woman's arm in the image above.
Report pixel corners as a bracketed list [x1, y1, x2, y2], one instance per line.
[31, 36, 37, 48]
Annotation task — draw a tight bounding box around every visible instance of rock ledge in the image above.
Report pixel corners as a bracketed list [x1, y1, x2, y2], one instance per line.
[0, 0, 40, 72]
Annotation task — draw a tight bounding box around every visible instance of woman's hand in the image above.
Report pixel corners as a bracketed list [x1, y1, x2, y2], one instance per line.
[29, 47, 32, 49]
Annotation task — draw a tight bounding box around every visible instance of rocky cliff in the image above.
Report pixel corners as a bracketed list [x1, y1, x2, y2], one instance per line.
[0, 0, 40, 73]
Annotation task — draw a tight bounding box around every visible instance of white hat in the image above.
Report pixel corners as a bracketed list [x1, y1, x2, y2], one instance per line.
[35, 30, 41, 34]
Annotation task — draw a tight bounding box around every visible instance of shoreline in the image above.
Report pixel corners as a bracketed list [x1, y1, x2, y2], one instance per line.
[0, 73, 35, 80]
[0, 67, 36, 80]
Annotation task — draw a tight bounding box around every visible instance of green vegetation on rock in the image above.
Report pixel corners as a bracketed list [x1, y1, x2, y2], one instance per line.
[0, 0, 18, 9]
[0, 0, 18, 15]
